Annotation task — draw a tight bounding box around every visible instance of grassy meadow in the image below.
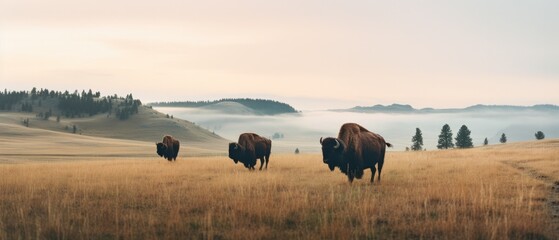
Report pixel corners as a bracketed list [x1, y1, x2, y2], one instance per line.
[1, 140, 558, 239]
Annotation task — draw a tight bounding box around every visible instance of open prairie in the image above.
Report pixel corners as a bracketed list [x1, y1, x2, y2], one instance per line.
[1, 136, 558, 239]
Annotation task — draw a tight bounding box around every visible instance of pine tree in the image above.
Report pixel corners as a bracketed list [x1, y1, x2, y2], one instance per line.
[411, 128, 423, 151]
[455, 125, 473, 148]
[500, 133, 507, 143]
[437, 124, 454, 149]
[535, 131, 545, 140]
[484, 137, 488, 146]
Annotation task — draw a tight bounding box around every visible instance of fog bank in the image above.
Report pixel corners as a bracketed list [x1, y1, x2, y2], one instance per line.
[155, 107, 559, 153]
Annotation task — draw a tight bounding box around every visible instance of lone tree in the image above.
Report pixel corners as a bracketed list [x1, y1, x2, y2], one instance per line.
[455, 125, 473, 148]
[437, 124, 454, 149]
[484, 137, 488, 146]
[535, 131, 545, 140]
[411, 128, 423, 151]
[500, 133, 507, 144]
[294, 148, 300, 154]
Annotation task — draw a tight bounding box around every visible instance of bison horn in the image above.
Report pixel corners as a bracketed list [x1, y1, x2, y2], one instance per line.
[333, 139, 340, 149]
[320, 137, 323, 144]
[234, 143, 239, 150]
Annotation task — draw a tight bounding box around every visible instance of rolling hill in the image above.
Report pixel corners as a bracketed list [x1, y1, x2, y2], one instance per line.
[0, 88, 231, 156]
[149, 98, 298, 115]
[0, 105, 229, 155]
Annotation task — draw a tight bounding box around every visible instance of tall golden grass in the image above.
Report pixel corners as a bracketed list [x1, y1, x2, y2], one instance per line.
[1, 142, 558, 239]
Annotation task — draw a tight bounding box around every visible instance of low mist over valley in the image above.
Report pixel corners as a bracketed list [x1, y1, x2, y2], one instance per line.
[154, 102, 559, 152]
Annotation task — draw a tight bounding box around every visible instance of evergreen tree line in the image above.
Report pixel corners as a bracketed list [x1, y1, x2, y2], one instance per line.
[410, 124, 547, 151]
[151, 98, 297, 115]
[1, 88, 141, 120]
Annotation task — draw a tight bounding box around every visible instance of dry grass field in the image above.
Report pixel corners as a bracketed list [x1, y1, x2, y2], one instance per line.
[1, 139, 558, 239]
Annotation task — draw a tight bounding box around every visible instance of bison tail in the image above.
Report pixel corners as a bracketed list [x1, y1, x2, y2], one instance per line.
[386, 142, 393, 148]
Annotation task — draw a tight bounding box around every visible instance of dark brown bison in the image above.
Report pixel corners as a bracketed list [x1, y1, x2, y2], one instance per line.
[320, 123, 392, 183]
[156, 135, 180, 161]
[229, 133, 272, 170]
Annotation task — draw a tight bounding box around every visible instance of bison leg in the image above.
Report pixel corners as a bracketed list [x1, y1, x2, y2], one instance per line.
[249, 161, 256, 171]
[377, 162, 383, 182]
[370, 166, 377, 184]
[265, 156, 269, 170]
[258, 157, 264, 171]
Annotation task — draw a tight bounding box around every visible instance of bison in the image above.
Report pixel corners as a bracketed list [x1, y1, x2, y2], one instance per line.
[229, 133, 272, 170]
[156, 135, 180, 161]
[320, 123, 392, 184]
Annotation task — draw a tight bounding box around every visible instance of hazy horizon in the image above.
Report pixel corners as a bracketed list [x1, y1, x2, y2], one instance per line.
[2, 1, 558, 110]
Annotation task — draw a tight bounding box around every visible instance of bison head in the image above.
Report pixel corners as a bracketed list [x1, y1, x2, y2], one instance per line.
[320, 137, 345, 171]
[156, 142, 167, 157]
[228, 142, 244, 164]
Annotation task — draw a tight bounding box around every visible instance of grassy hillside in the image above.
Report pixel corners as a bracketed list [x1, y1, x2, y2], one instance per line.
[0, 108, 230, 159]
[1, 88, 229, 152]
[0, 105, 229, 153]
[70, 106, 229, 149]
[0, 140, 557, 239]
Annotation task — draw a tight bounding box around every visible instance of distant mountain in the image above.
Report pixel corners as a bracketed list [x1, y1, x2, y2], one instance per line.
[463, 104, 559, 112]
[345, 104, 559, 113]
[149, 98, 298, 115]
[352, 104, 416, 112]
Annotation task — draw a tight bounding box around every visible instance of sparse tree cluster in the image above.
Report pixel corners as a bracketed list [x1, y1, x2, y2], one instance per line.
[411, 126, 551, 151]
[413, 124, 476, 151]
[272, 132, 285, 140]
[36, 108, 53, 120]
[114, 94, 141, 120]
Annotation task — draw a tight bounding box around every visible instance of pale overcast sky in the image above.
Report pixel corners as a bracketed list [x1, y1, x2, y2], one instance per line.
[1, 0, 558, 109]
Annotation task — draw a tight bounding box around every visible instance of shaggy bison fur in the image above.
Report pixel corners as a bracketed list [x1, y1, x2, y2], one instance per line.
[156, 135, 180, 161]
[320, 123, 392, 183]
[229, 133, 272, 170]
